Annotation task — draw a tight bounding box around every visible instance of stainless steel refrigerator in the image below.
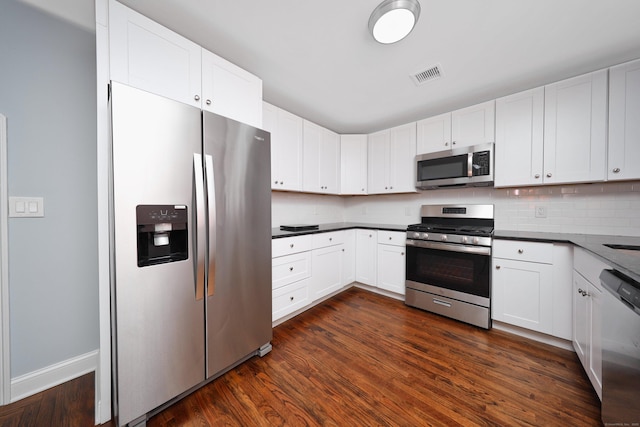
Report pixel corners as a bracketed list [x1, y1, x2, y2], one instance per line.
[109, 82, 272, 427]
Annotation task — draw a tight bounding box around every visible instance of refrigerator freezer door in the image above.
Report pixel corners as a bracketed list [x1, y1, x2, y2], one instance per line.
[110, 82, 205, 426]
[203, 112, 273, 378]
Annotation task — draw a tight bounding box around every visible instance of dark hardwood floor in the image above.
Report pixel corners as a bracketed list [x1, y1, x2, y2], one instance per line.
[1, 287, 602, 426]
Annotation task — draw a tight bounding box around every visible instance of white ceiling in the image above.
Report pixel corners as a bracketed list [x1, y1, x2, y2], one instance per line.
[19, 0, 640, 134]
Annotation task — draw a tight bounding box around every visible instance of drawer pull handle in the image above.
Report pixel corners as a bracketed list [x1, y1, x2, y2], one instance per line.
[433, 299, 451, 308]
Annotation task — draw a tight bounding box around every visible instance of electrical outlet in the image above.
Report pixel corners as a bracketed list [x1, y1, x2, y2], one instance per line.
[535, 205, 547, 218]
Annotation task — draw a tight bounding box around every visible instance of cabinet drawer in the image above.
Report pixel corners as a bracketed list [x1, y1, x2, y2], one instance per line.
[573, 247, 610, 289]
[273, 278, 311, 322]
[272, 234, 312, 258]
[272, 251, 311, 289]
[312, 231, 344, 249]
[493, 240, 553, 264]
[377, 230, 406, 246]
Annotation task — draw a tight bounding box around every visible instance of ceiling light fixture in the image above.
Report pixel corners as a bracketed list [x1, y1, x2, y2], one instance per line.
[369, 0, 421, 44]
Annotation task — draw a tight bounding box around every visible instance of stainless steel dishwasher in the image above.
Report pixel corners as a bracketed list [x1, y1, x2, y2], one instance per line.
[599, 269, 640, 426]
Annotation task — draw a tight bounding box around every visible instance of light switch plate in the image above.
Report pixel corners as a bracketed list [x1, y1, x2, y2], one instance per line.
[9, 197, 44, 218]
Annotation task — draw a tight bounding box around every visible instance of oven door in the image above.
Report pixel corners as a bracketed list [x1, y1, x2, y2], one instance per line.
[405, 240, 491, 307]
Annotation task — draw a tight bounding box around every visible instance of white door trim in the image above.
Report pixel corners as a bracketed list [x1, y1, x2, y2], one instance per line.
[0, 114, 11, 405]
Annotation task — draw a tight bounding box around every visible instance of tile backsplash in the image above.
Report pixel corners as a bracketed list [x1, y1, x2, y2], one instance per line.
[272, 181, 640, 237]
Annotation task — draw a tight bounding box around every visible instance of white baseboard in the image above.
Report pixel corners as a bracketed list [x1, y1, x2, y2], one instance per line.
[10, 350, 98, 403]
[492, 321, 574, 351]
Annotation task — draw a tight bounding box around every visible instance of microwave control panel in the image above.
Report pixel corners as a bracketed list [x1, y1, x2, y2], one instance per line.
[471, 151, 490, 176]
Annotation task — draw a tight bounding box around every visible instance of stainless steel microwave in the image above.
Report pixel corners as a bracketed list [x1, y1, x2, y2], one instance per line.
[415, 143, 494, 190]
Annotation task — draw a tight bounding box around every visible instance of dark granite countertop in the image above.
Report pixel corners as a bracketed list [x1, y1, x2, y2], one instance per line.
[494, 230, 640, 283]
[272, 222, 408, 239]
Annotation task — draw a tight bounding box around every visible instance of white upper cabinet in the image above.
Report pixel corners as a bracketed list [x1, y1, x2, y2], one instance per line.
[416, 113, 451, 154]
[109, 0, 262, 127]
[417, 101, 495, 154]
[543, 69, 607, 184]
[109, 0, 202, 107]
[340, 135, 368, 195]
[451, 100, 496, 148]
[495, 87, 545, 187]
[608, 58, 640, 181]
[201, 50, 262, 128]
[263, 102, 303, 191]
[302, 121, 340, 194]
[368, 123, 417, 194]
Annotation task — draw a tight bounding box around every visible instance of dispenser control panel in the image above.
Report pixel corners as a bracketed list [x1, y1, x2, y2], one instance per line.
[136, 204, 188, 267]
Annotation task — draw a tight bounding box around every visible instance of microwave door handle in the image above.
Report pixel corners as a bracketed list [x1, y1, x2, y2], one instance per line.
[193, 153, 205, 301]
[467, 153, 473, 177]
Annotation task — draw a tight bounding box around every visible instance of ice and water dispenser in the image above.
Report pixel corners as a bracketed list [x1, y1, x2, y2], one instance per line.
[136, 205, 188, 267]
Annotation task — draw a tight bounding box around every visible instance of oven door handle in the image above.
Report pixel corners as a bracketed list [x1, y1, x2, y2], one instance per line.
[406, 239, 491, 256]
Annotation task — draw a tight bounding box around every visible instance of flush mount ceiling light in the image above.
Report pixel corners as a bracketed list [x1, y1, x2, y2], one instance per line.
[369, 0, 421, 44]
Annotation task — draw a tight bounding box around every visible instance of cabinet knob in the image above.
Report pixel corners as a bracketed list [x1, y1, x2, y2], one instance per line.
[361, 188, 365, 191]
[290, 244, 294, 248]
[613, 168, 621, 173]
[495, 265, 501, 269]
[445, 142, 449, 146]
[194, 95, 200, 101]
[546, 173, 552, 178]
[369, 234, 372, 238]
[289, 267, 294, 271]
[206, 99, 212, 105]
[329, 237, 333, 241]
[342, 248, 345, 252]
[389, 237, 392, 240]
[534, 174, 540, 179]
[389, 186, 393, 189]
[290, 296, 294, 301]
[452, 141, 456, 145]
[401, 252, 405, 256]
[518, 249, 523, 254]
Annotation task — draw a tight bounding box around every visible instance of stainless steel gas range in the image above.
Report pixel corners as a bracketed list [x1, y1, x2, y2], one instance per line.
[405, 204, 494, 329]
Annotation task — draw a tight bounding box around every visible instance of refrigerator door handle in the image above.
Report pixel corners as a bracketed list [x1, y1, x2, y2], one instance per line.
[205, 154, 216, 297]
[193, 153, 206, 300]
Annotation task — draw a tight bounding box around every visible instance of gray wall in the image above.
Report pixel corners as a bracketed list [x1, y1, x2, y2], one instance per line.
[0, 1, 98, 377]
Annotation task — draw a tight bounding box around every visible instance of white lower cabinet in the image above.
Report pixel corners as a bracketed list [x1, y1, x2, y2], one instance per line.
[311, 231, 345, 300]
[573, 247, 609, 400]
[271, 235, 313, 322]
[355, 229, 377, 285]
[342, 229, 356, 285]
[492, 240, 572, 339]
[376, 231, 406, 295]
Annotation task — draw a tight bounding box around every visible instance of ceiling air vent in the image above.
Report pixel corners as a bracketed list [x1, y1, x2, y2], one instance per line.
[411, 64, 443, 86]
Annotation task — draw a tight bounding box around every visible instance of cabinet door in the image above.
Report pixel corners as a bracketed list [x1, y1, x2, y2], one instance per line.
[451, 100, 496, 148]
[495, 88, 544, 187]
[416, 112, 451, 154]
[491, 258, 553, 334]
[201, 49, 262, 128]
[108, 0, 202, 108]
[367, 130, 390, 194]
[302, 120, 322, 193]
[311, 244, 344, 301]
[588, 280, 603, 398]
[388, 123, 417, 193]
[266, 103, 303, 191]
[355, 230, 377, 285]
[340, 135, 368, 195]
[543, 70, 607, 184]
[573, 271, 589, 366]
[320, 128, 340, 194]
[302, 121, 340, 194]
[608, 58, 640, 181]
[376, 244, 406, 295]
[342, 229, 356, 285]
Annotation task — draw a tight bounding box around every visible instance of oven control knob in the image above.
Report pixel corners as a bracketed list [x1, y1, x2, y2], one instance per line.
[421, 233, 429, 240]
[473, 237, 479, 244]
[441, 235, 447, 241]
[461, 236, 468, 244]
